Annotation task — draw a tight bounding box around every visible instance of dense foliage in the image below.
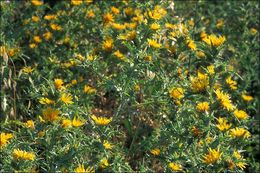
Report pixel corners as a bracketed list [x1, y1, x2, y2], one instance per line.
[0, 0, 259, 172]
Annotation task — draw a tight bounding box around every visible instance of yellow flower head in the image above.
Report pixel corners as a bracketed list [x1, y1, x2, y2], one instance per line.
[60, 93, 74, 105]
[147, 39, 161, 48]
[74, 164, 94, 173]
[229, 127, 251, 138]
[203, 148, 222, 164]
[43, 32, 52, 41]
[196, 102, 210, 112]
[169, 87, 184, 100]
[111, 6, 120, 15]
[196, 51, 206, 58]
[71, 0, 82, 5]
[190, 72, 209, 92]
[215, 89, 235, 111]
[39, 97, 55, 105]
[54, 79, 64, 89]
[72, 118, 85, 127]
[33, 36, 42, 43]
[99, 158, 109, 169]
[187, 39, 197, 50]
[150, 23, 160, 31]
[61, 119, 72, 128]
[103, 140, 113, 150]
[24, 120, 35, 129]
[216, 117, 232, 131]
[31, 0, 43, 6]
[42, 107, 60, 121]
[226, 76, 237, 90]
[84, 85, 96, 94]
[168, 162, 182, 171]
[202, 34, 226, 47]
[234, 110, 248, 120]
[112, 23, 126, 30]
[0, 133, 13, 148]
[13, 149, 35, 161]
[113, 50, 125, 60]
[150, 148, 160, 156]
[103, 13, 114, 24]
[102, 38, 114, 52]
[207, 65, 215, 75]
[241, 94, 253, 102]
[50, 23, 62, 31]
[91, 115, 112, 126]
[22, 66, 34, 74]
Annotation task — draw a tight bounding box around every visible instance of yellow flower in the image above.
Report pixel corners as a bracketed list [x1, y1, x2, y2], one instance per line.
[42, 107, 60, 121]
[102, 38, 114, 52]
[202, 34, 226, 47]
[226, 76, 237, 90]
[150, 148, 160, 156]
[111, 6, 120, 15]
[250, 28, 257, 35]
[196, 102, 209, 112]
[87, 10, 95, 18]
[44, 15, 56, 20]
[13, 149, 35, 161]
[72, 118, 85, 127]
[196, 51, 206, 58]
[236, 162, 247, 170]
[148, 5, 167, 20]
[216, 117, 232, 131]
[29, 43, 37, 49]
[43, 32, 52, 41]
[169, 87, 184, 100]
[22, 66, 34, 74]
[216, 19, 224, 28]
[234, 110, 248, 120]
[60, 93, 74, 105]
[31, 0, 43, 6]
[54, 79, 64, 90]
[124, 7, 133, 16]
[113, 50, 125, 60]
[74, 164, 94, 173]
[84, 85, 96, 94]
[147, 39, 161, 48]
[203, 148, 222, 164]
[190, 72, 209, 92]
[32, 16, 40, 22]
[61, 119, 72, 128]
[200, 31, 207, 39]
[187, 39, 197, 50]
[150, 23, 160, 31]
[103, 140, 113, 150]
[33, 36, 42, 43]
[207, 65, 215, 75]
[215, 89, 235, 111]
[24, 120, 35, 129]
[119, 31, 137, 41]
[112, 23, 126, 30]
[229, 127, 251, 138]
[168, 162, 182, 171]
[39, 97, 55, 105]
[71, 0, 82, 5]
[144, 55, 152, 61]
[91, 115, 112, 126]
[50, 23, 62, 31]
[241, 94, 253, 102]
[103, 13, 114, 25]
[99, 159, 109, 169]
[0, 133, 13, 148]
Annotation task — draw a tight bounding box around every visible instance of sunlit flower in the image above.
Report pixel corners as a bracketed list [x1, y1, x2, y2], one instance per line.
[169, 87, 184, 100]
[29, 43, 37, 49]
[71, 0, 82, 6]
[196, 102, 209, 112]
[187, 39, 197, 50]
[207, 65, 215, 75]
[31, 0, 43, 6]
[42, 107, 60, 121]
[44, 15, 56, 20]
[241, 94, 253, 102]
[0, 133, 13, 148]
[24, 120, 35, 129]
[190, 72, 209, 92]
[54, 78, 64, 89]
[113, 50, 125, 60]
[124, 7, 133, 16]
[91, 115, 112, 126]
[99, 158, 109, 169]
[84, 85, 96, 94]
[111, 6, 120, 15]
[150, 148, 160, 156]
[196, 51, 206, 58]
[150, 23, 160, 31]
[43, 32, 52, 41]
[74, 164, 94, 173]
[202, 34, 226, 47]
[50, 23, 62, 31]
[32, 16, 40, 22]
[147, 39, 161, 48]
[87, 10, 95, 18]
[33, 36, 42, 43]
[168, 162, 182, 171]
[103, 13, 114, 24]
[148, 5, 167, 20]
[61, 119, 72, 128]
[226, 76, 237, 90]
[13, 149, 35, 161]
[72, 118, 85, 127]
[250, 28, 257, 35]
[215, 89, 235, 111]
[236, 162, 247, 170]
[229, 127, 250, 138]
[203, 148, 222, 164]
[103, 140, 113, 150]
[234, 110, 248, 120]
[39, 97, 55, 105]
[216, 19, 224, 28]
[216, 117, 232, 131]
[102, 38, 114, 52]
[60, 93, 74, 105]
[22, 66, 34, 74]
[112, 23, 126, 30]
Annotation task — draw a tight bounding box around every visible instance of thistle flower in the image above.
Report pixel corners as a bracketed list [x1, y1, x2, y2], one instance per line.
[190, 72, 209, 92]
[169, 87, 184, 100]
[196, 102, 210, 112]
[216, 117, 232, 131]
[203, 148, 222, 164]
[215, 89, 235, 111]
[229, 127, 251, 138]
[13, 149, 35, 161]
[60, 93, 74, 105]
[234, 110, 248, 120]
[0, 133, 13, 148]
[91, 115, 112, 126]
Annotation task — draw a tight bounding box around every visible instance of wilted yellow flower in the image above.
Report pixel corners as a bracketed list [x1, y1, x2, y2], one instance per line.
[169, 87, 184, 100]
[54, 79, 64, 89]
[216, 117, 232, 131]
[91, 115, 112, 126]
[168, 162, 182, 171]
[150, 23, 160, 30]
[150, 148, 160, 156]
[42, 107, 60, 121]
[84, 85, 96, 94]
[234, 110, 248, 120]
[13, 149, 35, 161]
[103, 13, 114, 24]
[196, 102, 209, 112]
[226, 76, 237, 90]
[215, 89, 235, 111]
[74, 164, 94, 173]
[71, 0, 82, 5]
[33, 36, 42, 43]
[190, 72, 209, 92]
[60, 93, 74, 105]
[39, 97, 55, 105]
[0, 133, 13, 148]
[147, 39, 161, 48]
[203, 148, 222, 164]
[241, 94, 253, 102]
[202, 34, 226, 47]
[31, 0, 43, 6]
[24, 120, 35, 129]
[99, 158, 109, 169]
[103, 140, 113, 150]
[229, 127, 251, 138]
[102, 38, 114, 52]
